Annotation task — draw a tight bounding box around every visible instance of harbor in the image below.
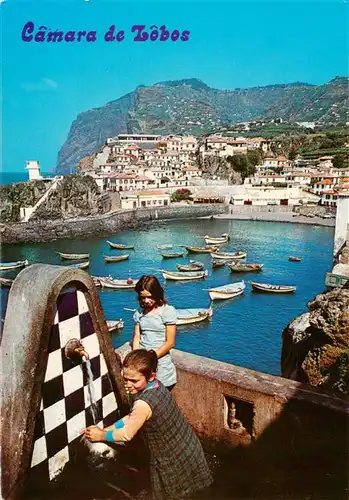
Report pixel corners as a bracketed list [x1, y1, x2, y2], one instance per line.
[1, 218, 334, 376]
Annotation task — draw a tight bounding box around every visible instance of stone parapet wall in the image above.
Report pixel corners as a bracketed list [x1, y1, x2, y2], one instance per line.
[230, 205, 292, 214]
[0, 204, 228, 244]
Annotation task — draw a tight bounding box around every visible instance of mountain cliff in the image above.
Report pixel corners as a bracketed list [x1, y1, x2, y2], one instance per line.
[56, 77, 348, 174]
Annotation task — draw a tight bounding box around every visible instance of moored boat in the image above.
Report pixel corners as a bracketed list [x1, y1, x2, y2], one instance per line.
[208, 281, 245, 301]
[288, 256, 302, 262]
[212, 260, 225, 269]
[250, 281, 296, 293]
[56, 252, 89, 260]
[156, 244, 173, 250]
[162, 269, 207, 281]
[210, 251, 246, 260]
[176, 307, 213, 325]
[99, 277, 138, 289]
[67, 261, 90, 269]
[176, 260, 204, 272]
[204, 233, 230, 245]
[107, 241, 135, 250]
[104, 254, 129, 263]
[182, 245, 218, 254]
[228, 263, 263, 272]
[160, 252, 185, 259]
[0, 277, 14, 287]
[106, 319, 124, 332]
[0, 259, 28, 271]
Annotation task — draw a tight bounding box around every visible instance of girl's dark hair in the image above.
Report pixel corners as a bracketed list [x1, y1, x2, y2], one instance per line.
[123, 349, 158, 379]
[135, 275, 167, 306]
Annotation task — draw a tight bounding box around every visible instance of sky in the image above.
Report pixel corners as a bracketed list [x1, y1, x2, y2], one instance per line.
[1, 0, 348, 174]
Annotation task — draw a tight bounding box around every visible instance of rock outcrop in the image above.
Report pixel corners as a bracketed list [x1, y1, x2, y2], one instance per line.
[0, 181, 49, 223]
[281, 287, 349, 396]
[198, 155, 243, 184]
[29, 175, 111, 220]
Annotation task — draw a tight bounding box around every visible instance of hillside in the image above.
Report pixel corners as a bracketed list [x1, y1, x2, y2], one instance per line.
[56, 77, 348, 174]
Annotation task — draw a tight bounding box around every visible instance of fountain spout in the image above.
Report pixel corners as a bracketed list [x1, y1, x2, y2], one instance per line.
[65, 338, 89, 361]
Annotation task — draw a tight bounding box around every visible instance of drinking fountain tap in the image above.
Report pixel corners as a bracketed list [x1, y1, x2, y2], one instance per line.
[65, 338, 89, 361]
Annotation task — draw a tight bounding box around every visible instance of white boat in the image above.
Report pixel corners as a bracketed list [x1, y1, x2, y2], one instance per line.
[106, 319, 124, 332]
[0, 277, 14, 287]
[0, 259, 28, 271]
[162, 269, 207, 281]
[156, 244, 173, 250]
[99, 277, 138, 289]
[204, 233, 230, 245]
[176, 307, 213, 325]
[56, 252, 89, 260]
[250, 281, 296, 294]
[210, 251, 246, 260]
[66, 261, 89, 270]
[208, 281, 246, 301]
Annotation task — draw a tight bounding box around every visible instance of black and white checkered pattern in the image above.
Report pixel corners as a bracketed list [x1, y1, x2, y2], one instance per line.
[30, 288, 119, 480]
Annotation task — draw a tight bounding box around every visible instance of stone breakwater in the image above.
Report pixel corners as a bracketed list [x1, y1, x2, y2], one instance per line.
[0, 204, 228, 244]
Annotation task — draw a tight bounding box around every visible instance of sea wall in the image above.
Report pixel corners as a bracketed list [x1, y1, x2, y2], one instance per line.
[0, 204, 228, 244]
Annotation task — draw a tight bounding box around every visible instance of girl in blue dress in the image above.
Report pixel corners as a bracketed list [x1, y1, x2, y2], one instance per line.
[132, 275, 177, 390]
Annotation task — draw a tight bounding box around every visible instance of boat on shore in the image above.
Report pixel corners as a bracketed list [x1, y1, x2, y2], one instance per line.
[56, 252, 89, 260]
[99, 277, 138, 289]
[182, 245, 218, 254]
[250, 281, 296, 293]
[104, 254, 129, 263]
[107, 241, 135, 250]
[176, 307, 213, 325]
[0, 259, 28, 271]
[106, 319, 124, 332]
[212, 260, 225, 269]
[228, 263, 263, 272]
[160, 252, 185, 259]
[67, 261, 89, 269]
[210, 251, 246, 260]
[288, 256, 302, 262]
[208, 281, 245, 301]
[177, 260, 204, 272]
[204, 233, 230, 245]
[0, 277, 14, 287]
[162, 269, 207, 281]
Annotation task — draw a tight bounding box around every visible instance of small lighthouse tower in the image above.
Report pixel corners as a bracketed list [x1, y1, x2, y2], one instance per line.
[25, 160, 42, 181]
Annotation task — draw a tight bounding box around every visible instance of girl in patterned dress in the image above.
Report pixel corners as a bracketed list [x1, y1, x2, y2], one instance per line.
[83, 349, 213, 500]
[132, 275, 177, 391]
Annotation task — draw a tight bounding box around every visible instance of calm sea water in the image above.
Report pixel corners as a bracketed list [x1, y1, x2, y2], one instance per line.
[1, 219, 334, 376]
[0, 171, 55, 185]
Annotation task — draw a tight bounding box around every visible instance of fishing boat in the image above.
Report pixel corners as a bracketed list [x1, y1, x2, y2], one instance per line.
[176, 307, 213, 325]
[106, 319, 124, 332]
[0, 277, 14, 287]
[250, 281, 296, 293]
[56, 252, 89, 260]
[204, 233, 230, 245]
[210, 251, 246, 260]
[176, 260, 204, 272]
[156, 244, 173, 250]
[104, 254, 129, 263]
[0, 259, 28, 271]
[107, 241, 135, 250]
[182, 245, 218, 254]
[99, 277, 138, 289]
[288, 256, 302, 262]
[160, 252, 185, 259]
[162, 269, 207, 281]
[67, 261, 90, 269]
[212, 260, 226, 269]
[228, 263, 263, 272]
[208, 281, 246, 301]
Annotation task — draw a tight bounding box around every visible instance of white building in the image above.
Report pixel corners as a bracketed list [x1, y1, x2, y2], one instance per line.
[26, 161, 42, 181]
[120, 190, 171, 209]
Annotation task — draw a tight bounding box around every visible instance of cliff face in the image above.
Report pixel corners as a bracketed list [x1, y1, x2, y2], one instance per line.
[281, 287, 349, 397]
[0, 181, 49, 223]
[56, 77, 349, 174]
[198, 154, 243, 184]
[30, 175, 109, 220]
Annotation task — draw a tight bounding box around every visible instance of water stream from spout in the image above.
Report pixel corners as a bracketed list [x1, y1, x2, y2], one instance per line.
[85, 358, 98, 424]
